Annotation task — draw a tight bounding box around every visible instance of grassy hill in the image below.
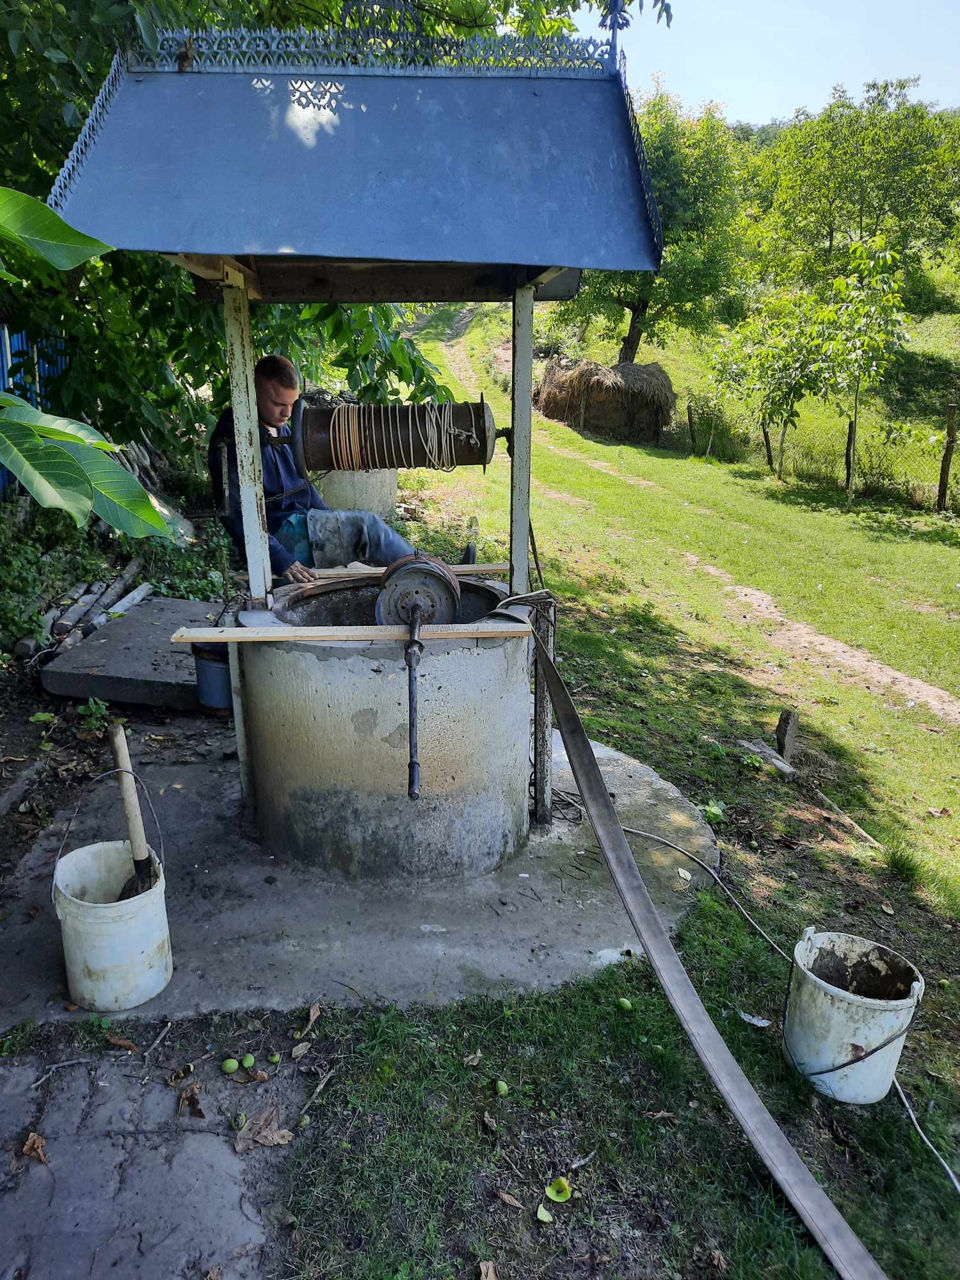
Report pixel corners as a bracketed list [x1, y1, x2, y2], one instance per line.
[444, 265, 960, 507]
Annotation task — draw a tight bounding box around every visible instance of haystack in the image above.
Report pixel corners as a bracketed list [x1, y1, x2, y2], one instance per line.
[534, 360, 676, 443]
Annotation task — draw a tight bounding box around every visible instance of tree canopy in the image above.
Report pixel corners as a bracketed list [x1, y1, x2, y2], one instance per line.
[558, 87, 740, 362]
[755, 79, 959, 282]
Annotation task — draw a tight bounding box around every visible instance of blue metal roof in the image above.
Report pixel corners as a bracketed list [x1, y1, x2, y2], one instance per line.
[49, 19, 662, 302]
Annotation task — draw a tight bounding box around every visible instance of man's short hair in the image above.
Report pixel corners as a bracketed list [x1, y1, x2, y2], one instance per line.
[254, 354, 299, 389]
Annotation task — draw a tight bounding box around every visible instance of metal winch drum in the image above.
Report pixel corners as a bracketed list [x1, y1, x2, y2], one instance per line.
[239, 557, 530, 881]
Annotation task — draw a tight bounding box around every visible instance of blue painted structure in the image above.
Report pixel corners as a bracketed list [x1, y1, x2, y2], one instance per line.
[0, 324, 68, 499]
[48, 14, 662, 304]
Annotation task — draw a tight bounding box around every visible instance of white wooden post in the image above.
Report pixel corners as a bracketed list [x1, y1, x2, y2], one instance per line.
[222, 283, 272, 607]
[510, 284, 534, 596]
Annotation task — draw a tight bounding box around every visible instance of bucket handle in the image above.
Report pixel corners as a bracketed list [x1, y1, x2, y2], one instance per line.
[52, 767, 165, 902]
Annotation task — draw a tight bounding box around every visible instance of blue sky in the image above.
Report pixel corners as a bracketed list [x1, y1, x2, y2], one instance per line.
[575, 1, 959, 123]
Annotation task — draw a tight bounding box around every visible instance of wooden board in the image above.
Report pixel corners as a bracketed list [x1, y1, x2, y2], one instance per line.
[275, 562, 508, 584]
[172, 620, 531, 645]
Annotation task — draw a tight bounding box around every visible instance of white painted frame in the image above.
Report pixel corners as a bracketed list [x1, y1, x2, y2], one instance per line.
[222, 283, 272, 607]
[509, 284, 534, 595]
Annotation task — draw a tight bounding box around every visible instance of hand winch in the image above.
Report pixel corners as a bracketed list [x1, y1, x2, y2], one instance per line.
[375, 554, 462, 800]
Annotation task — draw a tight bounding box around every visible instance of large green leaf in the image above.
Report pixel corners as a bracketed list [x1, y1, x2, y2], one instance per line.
[0, 420, 93, 526]
[52, 439, 171, 539]
[0, 403, 117, 451]
[0, 187, 112, 270]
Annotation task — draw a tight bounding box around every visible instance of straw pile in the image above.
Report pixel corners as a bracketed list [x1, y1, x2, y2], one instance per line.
[534, 360, 676, 443]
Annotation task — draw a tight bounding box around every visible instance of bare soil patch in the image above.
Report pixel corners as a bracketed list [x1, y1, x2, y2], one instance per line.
[682, 554, 960, 725]
[532, 479, 593, 510]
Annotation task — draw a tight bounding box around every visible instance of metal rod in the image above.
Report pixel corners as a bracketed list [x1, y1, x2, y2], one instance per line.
[405, 604, 423, 800]
[533, 597, 556, 825]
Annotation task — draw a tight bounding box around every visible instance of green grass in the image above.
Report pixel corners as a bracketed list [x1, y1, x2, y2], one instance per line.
[415, 306, 960, 913]
[449, 291, 960, 503]
[267, 307, 960, 1279]
[282, 940, 959, 1279]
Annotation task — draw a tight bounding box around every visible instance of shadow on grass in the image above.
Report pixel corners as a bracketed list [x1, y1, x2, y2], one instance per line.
[729, 469, 960, 551]
[545, 566, 927, 888]
[875, 347, 960, 424]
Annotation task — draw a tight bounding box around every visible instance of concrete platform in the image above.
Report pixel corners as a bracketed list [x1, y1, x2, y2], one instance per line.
[0, 715, 717, 1026]
[41, 597, 218, 710]
[0, 1054, 276, 1279]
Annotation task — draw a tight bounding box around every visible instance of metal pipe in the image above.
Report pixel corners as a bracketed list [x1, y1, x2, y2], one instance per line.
[404, 603, 423, 800]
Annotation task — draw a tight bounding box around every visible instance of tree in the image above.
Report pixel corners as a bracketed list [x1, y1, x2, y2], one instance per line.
[711, 292, 822, 479]
[814, 238, 907, 501]
[557, 88, 740, 363]
[713, 237, 906, 495]
[0, 188, 169, 538]
[757, 79, 959, 282]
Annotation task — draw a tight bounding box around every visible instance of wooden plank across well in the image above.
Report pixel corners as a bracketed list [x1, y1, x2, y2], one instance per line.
[288, 562, 509, 582]
[172, 621, 531, 645]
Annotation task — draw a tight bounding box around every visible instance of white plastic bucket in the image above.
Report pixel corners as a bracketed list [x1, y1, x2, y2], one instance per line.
[783, 927, 923, 1104]
[53, 840, 173, 1012]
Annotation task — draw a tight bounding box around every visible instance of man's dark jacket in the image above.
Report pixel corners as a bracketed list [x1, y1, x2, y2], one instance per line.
[209, 408, 328, 575]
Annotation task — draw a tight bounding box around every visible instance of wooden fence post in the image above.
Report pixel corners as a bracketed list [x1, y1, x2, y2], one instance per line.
[687, 401, 696, 453]
[937, 401, 957, 513]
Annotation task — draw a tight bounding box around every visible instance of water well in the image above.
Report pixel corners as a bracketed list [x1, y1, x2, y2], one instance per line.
[240, 578, 531, 879]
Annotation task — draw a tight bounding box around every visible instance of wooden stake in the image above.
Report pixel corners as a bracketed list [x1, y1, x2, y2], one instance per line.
[937, 401, 956, 513]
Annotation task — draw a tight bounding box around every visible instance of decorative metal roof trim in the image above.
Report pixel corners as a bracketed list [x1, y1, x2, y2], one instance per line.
[619, 50, 663, 263]
[48, 49, 126, 214]
[129, 25, 614, 77]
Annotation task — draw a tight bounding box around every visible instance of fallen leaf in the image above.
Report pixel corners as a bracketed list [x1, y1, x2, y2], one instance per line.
[235, 1106, 294, 1154]
[63, 1003, 78, 1013]
[22, 1132, 48, 1164]
[106, 1034, 139, 1053]
[643, 1110, 674, 1121]
[545, 1176, 572, 1203]
[463, 1049, 482, 1067]
[737, 1011, 771, 1028]
[178, 1082, 205, 1120]
[479, 1264, 499, 1280]
[167, 1063, 195, 1086]
[303, 1001, 321, 1035]
[536, 1203, 553, 1224]
[204, 1268, 222, 1280]
[496, 1188, 523, 1210]
[291, 1042, 311, 1061]
[677, 867, 692, 883]
[880, 901, 895, 916]
[710, 1248, 729, 1272]
[927, 806, 952, 818]
[482, 1110, 498, 1132]
[249, 1069, 269, 1083]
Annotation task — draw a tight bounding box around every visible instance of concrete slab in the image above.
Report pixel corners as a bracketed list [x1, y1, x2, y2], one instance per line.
[41, 597, 219, 710]
[0, 717, 718, 1027]
[0, 1055, 273, 1279]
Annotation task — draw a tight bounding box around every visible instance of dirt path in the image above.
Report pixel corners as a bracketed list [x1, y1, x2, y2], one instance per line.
[683, 553, 960, 725]
[441, 328, 960, 726]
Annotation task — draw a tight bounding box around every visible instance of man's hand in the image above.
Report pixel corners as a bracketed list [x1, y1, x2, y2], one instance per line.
[280, 561, 321, 584]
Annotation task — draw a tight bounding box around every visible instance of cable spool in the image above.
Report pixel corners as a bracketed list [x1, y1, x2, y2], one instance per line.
[294, 400, 495, 474]
[375, 553, 461, 627]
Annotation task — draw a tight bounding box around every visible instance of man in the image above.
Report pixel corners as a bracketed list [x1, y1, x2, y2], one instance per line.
[209, 355, 413, 584]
